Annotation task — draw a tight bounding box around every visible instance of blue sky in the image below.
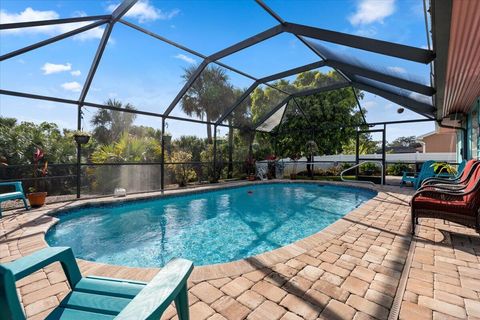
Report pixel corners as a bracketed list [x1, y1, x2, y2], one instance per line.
[0, 0, 434, 142]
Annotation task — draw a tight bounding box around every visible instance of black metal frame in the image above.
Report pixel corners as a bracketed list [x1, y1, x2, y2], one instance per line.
[356, 128, 386, 185]
[0, 0, 441, 197]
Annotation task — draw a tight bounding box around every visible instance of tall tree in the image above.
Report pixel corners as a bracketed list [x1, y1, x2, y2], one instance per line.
[343, 133, 378, 155]
[250, 70, 364, 162]
[173, 136, 206, 162]
[224, 87, 252, 178]
[180, 65, 235, 143]
[90, 99, 136, 145]
[388, 136, 421, 148]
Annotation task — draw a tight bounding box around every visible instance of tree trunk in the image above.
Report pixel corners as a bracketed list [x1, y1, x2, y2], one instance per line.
[307, 155, 313, 177]
[228, 123, 233, 179]
[206, 115, 212, 144]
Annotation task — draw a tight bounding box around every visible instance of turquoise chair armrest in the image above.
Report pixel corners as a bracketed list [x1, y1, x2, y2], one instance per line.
[115, 258, 193, 320]
[4, 247, 82, 288]
[0, 182, 23, 192]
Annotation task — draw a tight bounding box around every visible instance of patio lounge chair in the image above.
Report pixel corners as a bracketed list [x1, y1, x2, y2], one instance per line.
[257, 166, 267, 181]
[0, 181, 29, 217]
[418, 161, 479, 194]
[0, 247, 193, 320]
[421, 159, 477, 189]
[401, 160, 436, 189]
[411, 163, 480, 234]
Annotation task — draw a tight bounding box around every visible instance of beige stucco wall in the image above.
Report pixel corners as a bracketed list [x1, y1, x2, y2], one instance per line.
[422, 130, 457, 153]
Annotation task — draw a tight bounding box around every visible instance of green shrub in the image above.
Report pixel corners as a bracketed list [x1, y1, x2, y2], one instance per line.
[168, 151, 197, 187]
[359, 162, 380, 175]
[387, 163, 412, 176]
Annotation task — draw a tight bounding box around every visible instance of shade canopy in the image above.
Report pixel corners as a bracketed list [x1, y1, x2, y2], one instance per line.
[0, 0, 438, 133]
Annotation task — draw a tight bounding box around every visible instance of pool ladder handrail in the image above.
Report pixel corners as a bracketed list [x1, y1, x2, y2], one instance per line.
[340, 161, 384, 186]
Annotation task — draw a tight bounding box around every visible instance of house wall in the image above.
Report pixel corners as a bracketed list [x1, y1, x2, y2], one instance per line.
[471, 98, 479, 159]
[463, 97, 480, 160]
[477, 99, 480, 159]
[422, 130, 457, 153]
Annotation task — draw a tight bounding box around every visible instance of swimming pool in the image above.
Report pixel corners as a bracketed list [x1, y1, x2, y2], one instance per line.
[46, 183, 376, 267]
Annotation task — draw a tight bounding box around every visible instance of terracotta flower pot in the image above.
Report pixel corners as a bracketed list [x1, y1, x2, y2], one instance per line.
[247, 175, 256, 181]
[27, 192, 47, 207]
[290, 173, 297, 180]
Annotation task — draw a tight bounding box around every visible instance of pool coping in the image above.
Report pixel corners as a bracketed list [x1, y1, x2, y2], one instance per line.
[35, 179, 383, 282]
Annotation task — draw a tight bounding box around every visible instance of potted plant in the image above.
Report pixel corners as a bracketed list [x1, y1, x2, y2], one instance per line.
[289, 153, 300, 180]
[431, 162, 457, 176]
[73, 130, 91, 145]
[27, 148, 48, 207]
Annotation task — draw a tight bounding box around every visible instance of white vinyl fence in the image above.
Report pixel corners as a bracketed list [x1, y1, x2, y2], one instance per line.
[256, 152, 456, 177]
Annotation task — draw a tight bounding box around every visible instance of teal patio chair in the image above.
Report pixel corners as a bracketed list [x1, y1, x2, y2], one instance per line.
[0, 247, 193, 320]
[401, 160, 436, 189]
[0, 181, 29, 217]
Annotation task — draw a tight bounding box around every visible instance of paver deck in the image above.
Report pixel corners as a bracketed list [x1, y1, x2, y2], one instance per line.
[0, 181, 478, 319]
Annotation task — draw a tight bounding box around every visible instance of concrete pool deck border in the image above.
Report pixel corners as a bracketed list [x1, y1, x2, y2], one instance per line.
[2, 180, 479, 320]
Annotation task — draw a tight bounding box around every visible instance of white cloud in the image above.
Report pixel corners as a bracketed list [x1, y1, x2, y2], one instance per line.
[41, 62, 71, 75]
[0, 7, 104, 41]
[0, 7, 58, 25]
[354, 26, 378, 37]
[384, 102, 395, 109]
[174, 53, 196, 64]
[349, 0, 395, 26]
[362, 100, 378, 110]
[61, 81, 82, 92]
[72, 27, 105, 41]
[107, 0, 179, 23]
[387, 66, 406, 74]
[70, 70, 81, 76]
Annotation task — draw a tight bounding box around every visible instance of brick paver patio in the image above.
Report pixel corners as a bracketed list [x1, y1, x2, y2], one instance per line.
[1, 181, 478, 319]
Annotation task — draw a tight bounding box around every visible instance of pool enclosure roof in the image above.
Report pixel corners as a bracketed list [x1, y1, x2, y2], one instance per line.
[0, 0, 437, 133]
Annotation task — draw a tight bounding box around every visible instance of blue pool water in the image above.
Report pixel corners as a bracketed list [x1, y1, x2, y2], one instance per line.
[46, 183, 375, 267]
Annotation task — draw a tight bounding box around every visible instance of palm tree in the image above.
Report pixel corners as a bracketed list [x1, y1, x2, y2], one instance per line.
[180, 65, 234, 144]
[91, 99, 136, 145]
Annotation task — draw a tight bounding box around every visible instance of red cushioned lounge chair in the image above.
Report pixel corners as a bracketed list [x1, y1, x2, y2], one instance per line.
[420, 159, 480, 189]
[411, 162, 480, 235]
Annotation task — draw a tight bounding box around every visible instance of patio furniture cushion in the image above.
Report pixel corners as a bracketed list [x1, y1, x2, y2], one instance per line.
[459, 159, 474, 180]
[413, 196, 473, 216]
[421, 160, 478, 188]
[411, 163, 480, 234]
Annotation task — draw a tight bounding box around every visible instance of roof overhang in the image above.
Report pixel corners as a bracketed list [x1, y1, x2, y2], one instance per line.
[432, 0, 480, 119]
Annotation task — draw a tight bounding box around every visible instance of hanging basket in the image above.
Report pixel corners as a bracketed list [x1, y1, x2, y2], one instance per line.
[74, 134, 90, 145]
